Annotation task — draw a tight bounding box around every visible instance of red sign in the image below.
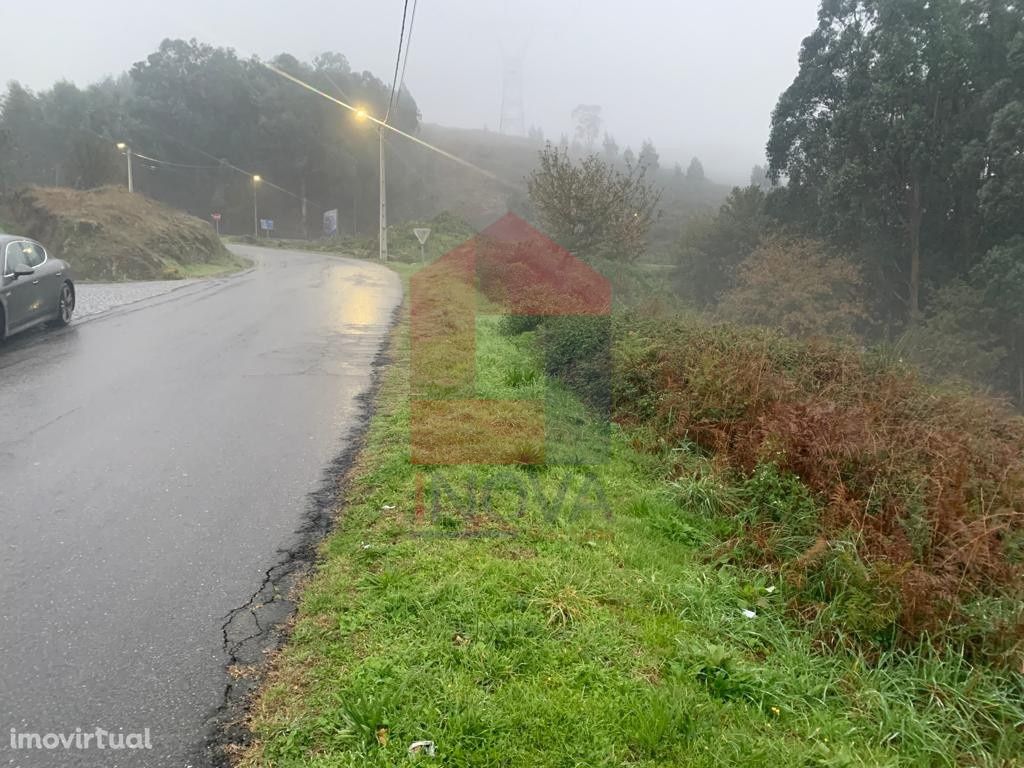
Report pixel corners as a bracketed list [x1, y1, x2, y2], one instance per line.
[211, 213, 222, 221]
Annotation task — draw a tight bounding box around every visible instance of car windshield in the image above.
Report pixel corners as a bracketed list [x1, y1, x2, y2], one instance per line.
[1, 3, 1022, 768]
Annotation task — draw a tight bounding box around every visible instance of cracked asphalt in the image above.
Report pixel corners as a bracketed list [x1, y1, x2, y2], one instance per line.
[0, 246, 402, 767]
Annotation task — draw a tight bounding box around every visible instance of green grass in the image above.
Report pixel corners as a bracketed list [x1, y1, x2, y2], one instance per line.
[173, 252, 252, 278]
[238, 271, 1023, 767]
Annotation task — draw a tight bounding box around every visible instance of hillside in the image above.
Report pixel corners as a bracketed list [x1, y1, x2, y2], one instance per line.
[0, 186, 243, 281]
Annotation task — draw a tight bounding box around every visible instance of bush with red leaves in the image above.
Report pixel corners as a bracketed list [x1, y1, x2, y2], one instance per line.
[614, 310, 1024, 664]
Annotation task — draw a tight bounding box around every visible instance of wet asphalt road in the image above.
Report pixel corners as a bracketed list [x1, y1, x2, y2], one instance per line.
[0, 246, 402, 767]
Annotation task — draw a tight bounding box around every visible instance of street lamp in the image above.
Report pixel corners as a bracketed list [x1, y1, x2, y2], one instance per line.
[252, 175, 262, 238]
[378, 126, 387, 262]
[351, 107, 386, 261]
[116, 142, 133, 193]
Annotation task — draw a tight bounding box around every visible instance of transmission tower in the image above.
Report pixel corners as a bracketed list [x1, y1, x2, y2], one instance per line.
[499, 49, 526, 136]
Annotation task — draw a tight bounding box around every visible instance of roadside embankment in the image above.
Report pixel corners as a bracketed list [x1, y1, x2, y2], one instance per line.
[225, 265, 1022, 767]
[0, 185, 246, 281]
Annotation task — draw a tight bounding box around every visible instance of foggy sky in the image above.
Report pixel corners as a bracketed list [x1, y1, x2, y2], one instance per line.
[0, 0, 820, 184]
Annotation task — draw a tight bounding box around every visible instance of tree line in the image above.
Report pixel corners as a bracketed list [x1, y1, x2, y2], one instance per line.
[683, 1, 1024, 404]
[528, 1, 1024, 405]
[0, 39, 423, 237]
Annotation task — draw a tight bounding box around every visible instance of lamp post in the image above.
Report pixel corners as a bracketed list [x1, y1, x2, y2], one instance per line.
[116, 142, 133, 193]
[252, 175, 262, 238]
[354, 107, 386, 262]
[378, 126, 387, 263]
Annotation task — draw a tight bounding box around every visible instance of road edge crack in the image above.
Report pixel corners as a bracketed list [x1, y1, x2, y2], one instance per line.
[197, 300, 402, 767]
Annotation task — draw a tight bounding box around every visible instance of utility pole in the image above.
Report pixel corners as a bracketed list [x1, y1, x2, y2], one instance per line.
[116, 143, 134, 193]
[378, 127, 388, 262]
[252, 175, 261, 238]
[300, 176, 308, 239]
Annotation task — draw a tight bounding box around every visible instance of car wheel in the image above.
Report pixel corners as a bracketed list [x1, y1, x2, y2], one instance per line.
[54, 282, 75, 327]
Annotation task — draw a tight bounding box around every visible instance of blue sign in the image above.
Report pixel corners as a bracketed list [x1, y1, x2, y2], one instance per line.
[260, 219, 274, 231]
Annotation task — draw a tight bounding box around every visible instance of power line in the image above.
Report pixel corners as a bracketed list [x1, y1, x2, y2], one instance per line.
[264, 63, 504, 184]
[132, 151, 220, 171]
[126, 126, 325, 209]
[24, 89, 337, 222]
[382, 0, 413, 263]
[384, 0, 411, 124]
[393, 0, 419, 117]
[72, 119, 318, 205]
[321, 70, 353, 103]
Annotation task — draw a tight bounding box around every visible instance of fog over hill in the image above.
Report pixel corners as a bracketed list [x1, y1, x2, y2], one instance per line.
[0, 0, 819, 182]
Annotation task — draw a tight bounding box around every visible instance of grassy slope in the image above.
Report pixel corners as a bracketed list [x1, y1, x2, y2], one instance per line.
[237, 267, 1021, 768]
[1, 185, 246, 281]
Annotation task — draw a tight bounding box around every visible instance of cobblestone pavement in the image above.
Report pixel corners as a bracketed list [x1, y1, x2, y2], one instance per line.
[75, 279, 199, 320]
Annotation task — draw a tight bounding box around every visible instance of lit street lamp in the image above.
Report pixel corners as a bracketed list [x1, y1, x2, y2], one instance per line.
[352, 106, 387, 261]
[252, 175, 262, 238]
[116, 142, 133, 193]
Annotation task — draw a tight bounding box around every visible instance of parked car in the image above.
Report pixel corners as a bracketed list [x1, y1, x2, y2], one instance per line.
[0, 235, 75, 340]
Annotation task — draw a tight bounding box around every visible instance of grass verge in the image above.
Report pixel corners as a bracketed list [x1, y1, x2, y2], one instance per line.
[176, 253, 252, 279]
[235, 272, 1022, 767]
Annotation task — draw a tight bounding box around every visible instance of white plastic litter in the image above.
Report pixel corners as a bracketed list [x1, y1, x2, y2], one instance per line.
[408, 740, 436, 756]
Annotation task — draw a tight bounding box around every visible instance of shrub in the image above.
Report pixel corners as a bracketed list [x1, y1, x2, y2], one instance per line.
[672, 186, 768, 305]
[537, 316, 611, 414]
[740, 463, 819, 538]
[614, 310, 1024, 663]
[902, 280, 1007, 388]
[717, 236, 867, 338]
[903, 239, 1024, 405]
[498, 315, 543, 336]
[527, 144, 660, 263]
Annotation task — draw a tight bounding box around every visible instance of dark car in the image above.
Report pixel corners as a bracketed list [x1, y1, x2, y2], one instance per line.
[0, 235, 75, 340]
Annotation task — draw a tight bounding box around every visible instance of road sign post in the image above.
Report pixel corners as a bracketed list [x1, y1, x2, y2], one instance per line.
[413, 227, 431, 262]
[211, 212, 221, 236]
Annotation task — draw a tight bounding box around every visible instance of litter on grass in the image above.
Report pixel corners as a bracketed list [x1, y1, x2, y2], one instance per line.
[408, 740, 436, 756]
